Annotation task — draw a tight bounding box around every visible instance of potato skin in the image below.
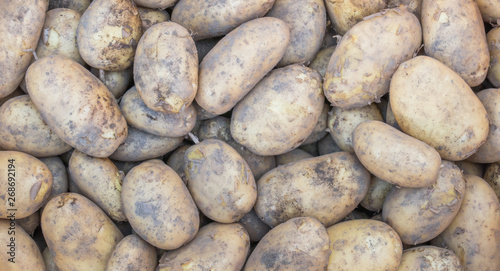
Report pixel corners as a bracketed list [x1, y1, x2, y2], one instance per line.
[196, 17, 290, 115]
[487, 28, 500, 87]
[360, 176, 393, 212]
[302, 103, 330, 145]
[325, 0, 386, 35]
[309, 46, 336, 78]
[106, 234, 157, 271]
[483, 162, 500, 201]
[137, 7, 169, 33]
[398, 246, 463, 271]
[0, 220, 45, 270]
[122, 159, 199, 250]
[91, 68, 133, 99]
[244, 217, 330, 271]
[39, 157, 68, 204]
[327, 219, 403, 271]
[422, 0, 489, 87]
[323, 7, 422, 109]
[390, 56, 489, 161]
[276, 148, 313, 166]
[0, 0, 47, 98]
[42, 247, 59, 271]
[133, 0, 177, 9]
[165, 144, 191, 184]
[231, 65, 324, 156]
[477, 0, 500, 22]
[388, 0, 422, 17]
[255, 152, 370, 227]
[17, 211, 40, 235]
[49, 0, 90, 14]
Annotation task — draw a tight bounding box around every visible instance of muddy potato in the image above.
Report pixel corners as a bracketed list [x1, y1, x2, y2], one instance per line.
[360, 176, 393, 212]
[0, 220, 45, 270]
[276, 148, 313, 166]
[137, 7, 169, 33]
[318, 134, 342, 155]
[41, 193, 124, 270]
[323, 7, 422, 109]
[422, 0, 489, 87]
[391, 56, 490, 161]
[0, 95, 73, 157]
[484, 162, 500, 200]
[398, 246, 463, 271]
[388, 0, 422, 17]
[166, 145, 191, 184]
[42, 247, 59, 271]
[91, 68, 133, 98]
[255, 152, 370, 227]
[302, 103, 330, 145]
[49, 0, 90, 14]
[309, 46, 336, 78]
[244, 217, 330, 271]
[487, 28, 500, 87]
[39, 157, 68, 205]
[77, 0, 142, 71]
[17, 211, 40, 235]
[325, 0, 386, 35]
[196, 17, 290, 115]
[106, 234, 157, 271]
[122, 159, 199, 250]
[238, 209, 271, 242]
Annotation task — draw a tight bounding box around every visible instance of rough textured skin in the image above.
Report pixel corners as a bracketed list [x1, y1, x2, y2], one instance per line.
[390, 56, 490, 161]
[41, 193, 124, 271]
[476, 0, 500, 22]
[267, 0, 326, 67]
[184, 139, 257, 223]
[487, 28, 500, 87]
[166, 144, 191, 184]
[134, 22, 198, 113]
[255, 152, 370, 227]
[244, 217, 330, 271]
[68, 150, 127, 221]
[398, 246, 463, 271]
[121, 159, 199, 250]
[360, 176, 393, 212]
[0, 220, 45, 270]
[91, 67, 133, 98]
[483, 162, 500, 201]
[137, 7, 169, 33]
[77, 0, 142, 71]
[0, 0, 47, 98]
[42, 247, 60, 271]
[106, 234, 157, 271]
[0, 151, 52, 219]
[383, 161, 465, 245]
[17, 211, 40, 235]
[172, 0, 275, 41]
[422, 0, 489, 87]
[327, 219, 402, 271]
[431, 175, 500, 271]
[309, 46, 336, 78]
[158, 223, 250, 271]
[0, 95, 72, 157]
[120, 87, 196, 137]
[49, 0, 90, 14]
[323, 7, 422, 109]
[26, 55, 128, 158]
[39, 156, 68, 205]
[276, 148, 313, 166]
[388, 0, 422, 17]
[133, 0, 177, 9]
[325, 0, 386, 35]
[196, 17, 290, 115]
[231, 65, 324, 156]
[238, 209, 271, 242]
[302, 103, 330, 145]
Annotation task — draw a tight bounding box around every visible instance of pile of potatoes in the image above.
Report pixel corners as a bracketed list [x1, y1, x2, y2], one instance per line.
[1, 0, 500, 270]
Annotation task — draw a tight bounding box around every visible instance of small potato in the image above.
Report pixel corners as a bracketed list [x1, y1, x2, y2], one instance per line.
[77, 0, 142, 71]
[477, 0, 500, 22]
[166, 145, 191, 184]
[318, 134, 342, 155]
[360, 176, 393, 212]
[398, 246, 463, 271]
[133, 0, 177, 9]
[327, 219, 402, 271]
[91, 68, 133, 98]
[39, 157, 68, 205]
[158, 223, 250, 271]
[106, 234, 157, 271]
[42, 247, 59, 271]
[388, 0, 422, 17]
[486, 28, 500, 87]
[276, 148, 313, 166]
[483, 162, 500, 200]
[244, 217, 330, 271]
[17, 211, 40, 235]
[422, 0, 489, 87]
[41, 193, 124, 271]
[49, 0, 90, 14]
[454, 160, 485, 177]
[137, 7, 170, 33]
[302, 103, 330, 145]
[238, 209, 271, 242]
[0, 220, 45, 270]
[309, 46, 336, 78]
[383, 161, 465, 245]
[255, 152, 370, 227]
[325, 0, 386, 35]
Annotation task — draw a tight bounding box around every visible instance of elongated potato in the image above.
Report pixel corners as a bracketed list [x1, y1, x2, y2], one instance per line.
[360, 176, 393, 212]
[390, 56, 489, 161]
[255, 152, 370, 227]
[483, 162, 500, 201]
[196, 17, 290, 115]
[137, 7, 169, 33]
[398, 246, 463, 271]
[238, 209, 271, 242]
[41, 193, 124, 271]
[49, 0, 90, 14]
[276, 148, 313, 166]
[323, 7, 422, 109]
[91, 68, 133, 99]
[106, 234, 157, 271]
[325, 0, 386, 35]
[0, 220, 45, 270]
[422, 0, 489, 87]
[487, 28, 500, 87]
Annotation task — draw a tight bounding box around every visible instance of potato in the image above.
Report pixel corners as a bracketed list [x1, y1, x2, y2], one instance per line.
[122, 159, 199, 250]
[328, 104, 383, 152]
[41, 193, 124, 270]
[0, 220, 45, 270]
[324, 0, 386, 35]
[106, 234, 157, 271]
[483, 162, 500, 200]
[0, 95, 73, 157]
[244, 217, 330, 271]
[431, 175, 500, 270]
[134, 22, 198, 114]
[17, 211, 40, 235]
[166, 145, 191, 184]
[360, 176, 393, 212]
[36, 8, 84, 65]
[387, 0, 422, 17]
[120, 86, 196, 137]
[302, 103, 330, 145]
[422, 0, 489, 87]
[391, 56, 489, 161]
[184, 139, 257, 223]
[39, 157, 68, 204]
[398, 246, 463, 271]
[158, 223, 249, 271]
[486, 28, 500, 87]
[276, 148, 313, 166]
[326, 219, 402, 271]
[77, 0, 142, 71]
[0, 0, 47, 98]
[137, 7, 169, 33]
[323, 7, 422, 109]
[318, 134, 341, 155]
[49, 0, 90, 14]
[454, 160, 484, 177]
[477, 0, 500, 22]
[42, 247, 59, 271]
[133, 0, 176, 9]
[26, 55, 128, 158]
[255, 152, 370, 227]
[68, 150, 126, 221]
[309, 46, 336, 78]
[172, 0, 275, 41]
[383, 161, 465, 245]
[231, 65, 324, 156]
[196, 17, 290, 115]
[91, 68, 133, 99]
[238, 209, 271, 242]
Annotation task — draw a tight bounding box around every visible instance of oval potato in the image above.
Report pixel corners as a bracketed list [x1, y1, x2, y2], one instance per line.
[0, 220, 45, 270]
[106, 234, 157, 271]
[325, 0, 386, 35]
[398, 246, 463, 271]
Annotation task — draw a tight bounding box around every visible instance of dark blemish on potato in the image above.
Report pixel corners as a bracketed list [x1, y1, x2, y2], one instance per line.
[260, 249, 280, 269]
[30, 182, 42, 201]
[453, 227, 465, 236]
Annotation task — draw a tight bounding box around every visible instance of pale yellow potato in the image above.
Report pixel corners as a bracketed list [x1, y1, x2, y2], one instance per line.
[276, 148, 313, 166]
[137, 7, 170, 33]
[238, 209, 271, 242]
[0, 220, 45, 270]
[360, 176, 393, 212]
[302, 103, 330, 145]
[398, 246, 463, 271]
[309, 46, 336, 78]
[49, 0, 90, 14]
[483, 162, 500, 201]
[487, 28, 500, 87]
[324, 0, 386, 35]
[477, 0, 500, 22]
[106, 234, 157, 271]
[91, 67, 133, 98]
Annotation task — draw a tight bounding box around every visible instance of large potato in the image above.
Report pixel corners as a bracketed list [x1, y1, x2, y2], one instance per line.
[0, 0, 47, 98]
[360, 176, 393, 212]
[49, 0, 90, 14]
[325, 0, 386, 35]
[238, 209, 271, 242]
[106, 234, 157, 271]
[398, 246, 463, 271]
[487, 27, 500, 87]
[231, 65, 324, 156]
[26, 55, 128, 158]
[137, 7, 169, 33]
[41, 193, 124, 270]
[483, 162, 500, 201]
[422, 0, 489, 87]
[255, 152, 370, 227]
[323, 7, 422, 109]
[0, 220, 45, 270]
[91, 68, 133, 99]
[390, 56, 489, 161]
[196, 17, 290, 115]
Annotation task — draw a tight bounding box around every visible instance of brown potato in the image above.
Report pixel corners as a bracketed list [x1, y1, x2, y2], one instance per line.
[17, 211, 40, 235]
[388, 0, 422, 17]
[309, 46, 336, 78]
[133, 0, 177, 9]
[302, 103, 330, 145]
[238, 209, 271, 242]
[483, 162, 500, 201]
[165, 144, 191, 184]
[49, 0, 90, 14]
[0, 220, 45, 270]
[137, 7, 170, 33]
[360, 176, 393, 212]
[91, 68, 133, 99]
[106, 234, 157, 271]
[276, 148, 313, 166]
[325, 0, 386, 35]
[398, 246, 463, 271]
[487, 27, 500, 87]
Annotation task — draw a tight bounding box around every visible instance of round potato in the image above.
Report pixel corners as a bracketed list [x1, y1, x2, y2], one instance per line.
[388, 0, 422, 17]
[398, 246, 463, 271]
[309, 46, 336, 78]
[49, 0, 90, 14]
[17, 211, 40, 235]
[106, 234, 157, 271]
[302, 103, 330, 145]
[133, 0, 177, 9]
[487, 27, 500, 87]
[325, 0, 386, 35]
[483, 162, 500, 201]
[360, 176, 393, 212]
[137, 7, 170, 33]
[91, 68, 133, 99]
[0, 220, 45, 270]
[165, 144, 191, 184]
[276, 148, 313, 166]
[238, 209, 271, 242]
